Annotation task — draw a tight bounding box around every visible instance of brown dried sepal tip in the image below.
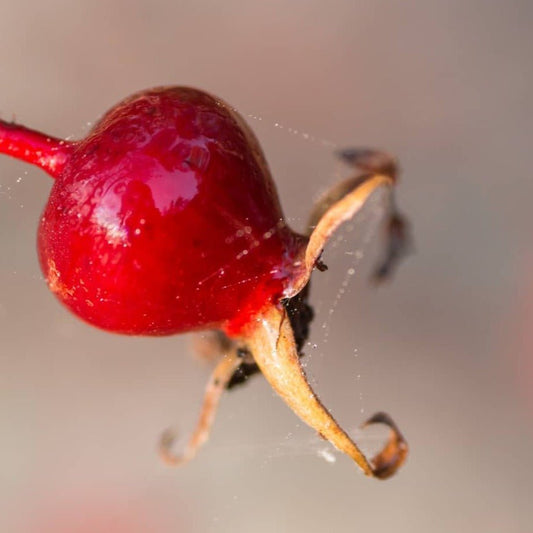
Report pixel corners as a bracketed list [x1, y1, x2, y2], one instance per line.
[161, 149, 410, 479]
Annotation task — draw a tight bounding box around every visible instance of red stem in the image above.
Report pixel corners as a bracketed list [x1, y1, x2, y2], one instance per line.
[0, 119, 75, 178]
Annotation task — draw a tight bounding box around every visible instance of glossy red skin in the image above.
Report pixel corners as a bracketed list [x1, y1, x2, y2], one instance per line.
[37, 87, 306, 336]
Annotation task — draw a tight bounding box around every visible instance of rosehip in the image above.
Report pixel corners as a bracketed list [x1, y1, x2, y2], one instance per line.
[0, 87, 410, 478]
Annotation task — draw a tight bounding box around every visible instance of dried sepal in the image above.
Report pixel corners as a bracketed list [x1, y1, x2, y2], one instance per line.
[244, 303, 407, 478]
[160, 343, 242, 466]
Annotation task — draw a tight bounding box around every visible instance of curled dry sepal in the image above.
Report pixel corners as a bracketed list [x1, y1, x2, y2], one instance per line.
[0, 87, 411, 479]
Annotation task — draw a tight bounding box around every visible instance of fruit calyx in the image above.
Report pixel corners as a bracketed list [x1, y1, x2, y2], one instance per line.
[159, 144, 411, 479]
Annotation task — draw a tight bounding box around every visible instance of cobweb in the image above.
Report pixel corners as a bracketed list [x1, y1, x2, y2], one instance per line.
[227, 191, 390, 466]
[240, 113, 393, 465]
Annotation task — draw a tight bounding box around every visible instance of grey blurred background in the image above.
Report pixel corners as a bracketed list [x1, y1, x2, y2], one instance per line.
[1, 1, 532, 532]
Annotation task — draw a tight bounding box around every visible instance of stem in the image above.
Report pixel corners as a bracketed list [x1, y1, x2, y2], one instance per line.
[0, 119, 74, 178]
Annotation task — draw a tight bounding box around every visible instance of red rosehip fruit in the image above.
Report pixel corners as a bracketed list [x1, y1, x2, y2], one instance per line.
[37, 87, 307, 336]
[0, 86, 410, 479]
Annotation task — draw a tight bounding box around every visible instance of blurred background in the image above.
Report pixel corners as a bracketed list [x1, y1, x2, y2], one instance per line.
[0, 1, 532, 532]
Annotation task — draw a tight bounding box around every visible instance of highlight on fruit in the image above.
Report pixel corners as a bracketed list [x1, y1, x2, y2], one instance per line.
[0, 86, 411, 479]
